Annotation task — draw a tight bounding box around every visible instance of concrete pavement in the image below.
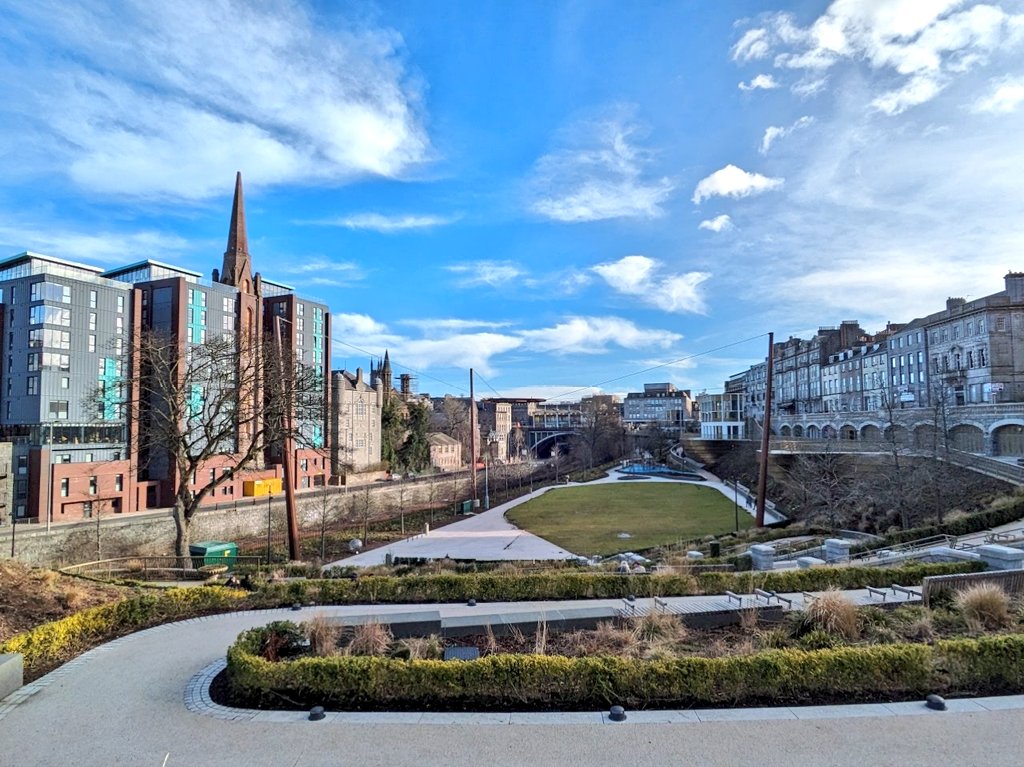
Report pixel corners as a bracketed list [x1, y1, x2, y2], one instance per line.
[3, 601, 1024, 766]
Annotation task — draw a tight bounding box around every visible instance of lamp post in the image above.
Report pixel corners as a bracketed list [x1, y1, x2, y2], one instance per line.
[483, 458, 490, 510]
[733, 478, 739, 534]
[44, 420, 53, 533]
[266, 493, 273, 566]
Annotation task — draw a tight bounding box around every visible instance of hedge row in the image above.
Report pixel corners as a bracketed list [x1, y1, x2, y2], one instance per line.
[227, 630, 1024, 710]
[252, 561, 981, 608]
[869, 498, 1024, 549]
[0, 586, 248, 676]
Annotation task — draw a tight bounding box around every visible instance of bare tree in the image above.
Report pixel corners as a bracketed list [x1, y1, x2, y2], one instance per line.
[305, 483, 340, 561]
[112, 329, 325, 558]
[782, 443, 856, 531]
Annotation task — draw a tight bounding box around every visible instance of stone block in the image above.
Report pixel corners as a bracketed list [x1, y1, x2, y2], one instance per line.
[824, 538, 853, 564]
[0, 654, 23, 701]
[797, 556, 825, 569]
[975, 544, 1024, 571]
[749, 544, 775, 571]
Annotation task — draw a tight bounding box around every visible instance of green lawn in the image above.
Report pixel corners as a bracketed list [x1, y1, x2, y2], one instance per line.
[506, 482, 752, 556]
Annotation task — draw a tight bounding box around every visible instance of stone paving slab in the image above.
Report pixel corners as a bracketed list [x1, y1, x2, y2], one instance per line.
[694, 707, 799, 722]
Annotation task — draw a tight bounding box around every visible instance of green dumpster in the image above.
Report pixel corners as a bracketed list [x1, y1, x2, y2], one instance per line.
[189, 541, 238, 569]
[460, 500, 474, 514]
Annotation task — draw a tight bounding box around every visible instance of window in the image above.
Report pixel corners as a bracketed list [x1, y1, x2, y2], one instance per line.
[222, 315, 234, 331]
[89, 312, 97, 330]
[115, 474, 123, 492]
[29, 281, 70, 303]
[30, 306, 71, 326]
[89, 290, 97, 309]
[57, 454, 71, 463]
[222, 296, 235, 313]
[50, 400, 69, 420]
[27, 352, 40, 371]
[60, 377, 69, 389]
[117, 295, 125, 313]
[978, 318, 986, 333]
[297, 303, 304, 317]
[83, 453, 92, 462]
[997, 316, 1007, 331]
[115, 316, 123, 335]
[953, 326, 960, 340]
[968, 351, 974, 368]
[88, 335, 96, 353]
[88, 476, 97, 495]
[979, 347, 987, 366]
[27, 377, 38, 395]
[60, 478, 69, 497]
[82, 502, 92, 518]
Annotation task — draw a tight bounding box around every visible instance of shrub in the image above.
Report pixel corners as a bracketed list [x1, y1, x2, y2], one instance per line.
[392, 636, 443, 660]
[630, 612, 687, 643]
[956, 583, 1013, 631]
[804, 589, 860, 640]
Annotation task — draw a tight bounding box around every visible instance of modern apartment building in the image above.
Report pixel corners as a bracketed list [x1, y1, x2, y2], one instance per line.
[622, 383, 693, 430]
[2, 173, 332, 523]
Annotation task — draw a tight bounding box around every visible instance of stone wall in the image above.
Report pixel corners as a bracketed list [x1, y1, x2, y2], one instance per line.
[1, 472, 475, 568]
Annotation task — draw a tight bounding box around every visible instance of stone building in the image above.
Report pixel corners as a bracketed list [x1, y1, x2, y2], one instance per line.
[427, 432, 462, 471]
[331, 367, 383, 474]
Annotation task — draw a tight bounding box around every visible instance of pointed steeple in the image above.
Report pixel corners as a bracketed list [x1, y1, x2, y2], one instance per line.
[381, 350, 393, 404]
[222, 172, 254, 293]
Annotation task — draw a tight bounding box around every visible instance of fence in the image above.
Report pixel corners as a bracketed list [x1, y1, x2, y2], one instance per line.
[921, 569, 1024, 607]
[60, 555, 267, 582]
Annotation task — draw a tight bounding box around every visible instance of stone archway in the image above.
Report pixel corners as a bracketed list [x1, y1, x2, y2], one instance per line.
[949, 424, 984, 453]
[839, 425, 857, 441]
[861, 424, 882, 441]
[780, 425, 792, 437]
[792, 425, 804, 438]
[822, 425, 838, 440]
[806, 424, 820, 439]
[913, 424, 941, 451]
[993, 423, 1024, 456]
[884, 425, 910, 447]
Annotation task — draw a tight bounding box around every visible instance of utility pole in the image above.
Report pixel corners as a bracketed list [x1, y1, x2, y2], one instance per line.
[469, 368, 478, 507]
[755, 332, 775, 527]
[274, 316, 300, 560]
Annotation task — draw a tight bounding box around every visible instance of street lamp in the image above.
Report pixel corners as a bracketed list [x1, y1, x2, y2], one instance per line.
[266, 492, 273, 566]
[44, 419, 53, 533]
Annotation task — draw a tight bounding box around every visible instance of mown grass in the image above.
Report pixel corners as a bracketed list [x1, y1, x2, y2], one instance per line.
[506, 483, 752, 555]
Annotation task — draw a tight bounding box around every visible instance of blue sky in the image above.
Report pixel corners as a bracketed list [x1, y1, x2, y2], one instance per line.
[2, 1, 1023, 401]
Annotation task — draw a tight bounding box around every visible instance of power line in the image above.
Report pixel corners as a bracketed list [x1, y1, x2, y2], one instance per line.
[472, 371, 504, 400]
[538, 332, 769, 403]
[332, 338, 468, 395]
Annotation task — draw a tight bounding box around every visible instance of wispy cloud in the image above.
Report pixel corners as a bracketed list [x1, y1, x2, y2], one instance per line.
[446, 261, 526, 288]
[0, 222, 191, 265]
[519, 316, 681, 354]
[331, 312, 683, 376]
[0, 0, 430, 199]
[698, 215, 733, 233]
[734, 2, 1024, 115]
[528, 108, 674, 222]
[399, 318, 514, 332]
[738, 73, 780, 91]
[692, 165, 783, 204]
[593, 255, 709, 314]
[300, 213, 457, 232]
[760, 115, 814, 154]
[973, 75, 1024, 113]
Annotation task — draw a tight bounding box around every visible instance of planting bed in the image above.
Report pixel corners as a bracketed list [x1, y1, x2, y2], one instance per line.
[223, 585, 1024, 712]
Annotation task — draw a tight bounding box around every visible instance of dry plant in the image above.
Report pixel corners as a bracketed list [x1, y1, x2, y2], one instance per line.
[507, 625, 527, 650]
[956, 583, 1013, 631]
[630, 612, 687, 643]
[484, 624, 498, 654]
[534, 620, 548, 655]
[395, 636, 443, 660]
[303, 615, 339, 657]
[804, 588, 860, 640]
[904, 614, 937, 642]
[738, 607, 760, 632]
[58, 584, 90, 610]
[589, 620, 641, 657]
[346, 621, 393, 656]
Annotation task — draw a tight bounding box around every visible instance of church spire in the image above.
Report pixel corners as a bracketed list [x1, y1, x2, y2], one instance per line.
[222, 172, 254, 293]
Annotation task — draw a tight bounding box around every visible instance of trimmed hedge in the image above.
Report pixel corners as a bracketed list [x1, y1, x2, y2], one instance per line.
[227, 628, 1024, 710]
[863, 499, 1024, 550]
[0, 586, 248, 677]
[252, 561, 981, 608]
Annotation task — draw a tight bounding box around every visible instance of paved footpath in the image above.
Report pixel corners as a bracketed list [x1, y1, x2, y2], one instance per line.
[328, 466, 780, 568]
[3, 602, 1024, 767]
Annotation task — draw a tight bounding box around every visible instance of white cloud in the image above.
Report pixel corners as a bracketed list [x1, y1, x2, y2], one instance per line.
[519, 316, 681, 354]
[592, 255, 709, 314]
[732, 28, 772, 61]
[0, 223, 191, 265]
[738, 74, 780, 91]
[698, 214, 733, 233]
[302, 213, 456, 232]
[446, 261, 526, 288]
[0, 1, 430, 199]
[973, 75, 1024, 112]
[760, 115, 814, 154]
[792, 76, 829, 96]
[734, 1, 1024, 115]
[330, 312, 682, 377]
[692, 165, 783, 204]
[528, 109, 674, 222]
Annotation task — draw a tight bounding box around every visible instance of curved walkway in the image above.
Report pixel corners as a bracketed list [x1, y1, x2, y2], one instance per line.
[3, 602, 1024, 766]
[327, 465, 775, 568]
